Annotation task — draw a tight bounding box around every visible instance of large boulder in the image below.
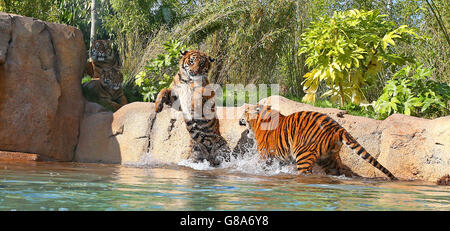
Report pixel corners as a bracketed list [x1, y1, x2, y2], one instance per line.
[0, 13, 86, 161]
[74, 102, 154, 164]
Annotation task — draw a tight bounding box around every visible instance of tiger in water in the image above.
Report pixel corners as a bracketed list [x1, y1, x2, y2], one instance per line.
[154, 50, 230, 166]
[83, 40, 127, 111]
[238, 104, 397, 180]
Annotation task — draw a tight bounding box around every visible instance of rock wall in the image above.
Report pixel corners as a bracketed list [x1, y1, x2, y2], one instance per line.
[74, 102, 153, 164]
[0, 13, 86, 161]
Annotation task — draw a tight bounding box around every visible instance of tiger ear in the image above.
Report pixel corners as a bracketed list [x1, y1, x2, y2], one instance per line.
[209, 57, 215, 62]
[180, 50, 188, 56]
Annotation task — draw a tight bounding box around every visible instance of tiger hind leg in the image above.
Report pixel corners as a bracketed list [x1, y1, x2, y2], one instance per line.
[295, 151, 318, 175]
[317, 149, 353, 177]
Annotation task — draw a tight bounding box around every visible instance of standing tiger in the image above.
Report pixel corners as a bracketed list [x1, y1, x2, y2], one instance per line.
[238, 104, 397, 180]
[155, 50, 230, 166]
[83, 40, 127, 111]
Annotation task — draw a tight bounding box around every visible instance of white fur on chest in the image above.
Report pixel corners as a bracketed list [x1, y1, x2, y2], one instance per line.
[173, 83, 193, 121]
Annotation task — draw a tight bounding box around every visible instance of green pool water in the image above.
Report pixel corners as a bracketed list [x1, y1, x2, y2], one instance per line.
[0, 160, 449, 211]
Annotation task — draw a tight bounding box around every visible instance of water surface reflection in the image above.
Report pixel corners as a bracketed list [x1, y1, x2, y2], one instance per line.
[0, 161, 449, 211]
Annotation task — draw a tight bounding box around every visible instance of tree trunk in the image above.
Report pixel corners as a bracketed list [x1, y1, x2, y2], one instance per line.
[425, 0, 450, 47]
[339, 81, 345, 107]
[89, 0, 97, 57]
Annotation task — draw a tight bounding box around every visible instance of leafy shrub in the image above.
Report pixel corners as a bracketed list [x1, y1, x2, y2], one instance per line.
[299, 9, 419, 107]
[374, 63, 450, 119]
[134, 40, 187, 102]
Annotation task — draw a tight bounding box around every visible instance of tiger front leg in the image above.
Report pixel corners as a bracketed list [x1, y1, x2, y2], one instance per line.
[118, 94, 128, 106]
[155, 88, 172, 113]
[98, 96, 123, 111]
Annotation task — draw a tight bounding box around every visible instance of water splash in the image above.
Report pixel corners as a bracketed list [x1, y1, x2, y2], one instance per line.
[177, 139, 297, 176]
[178, 159, 216, 171]
[219, 148, 297, 176]
[124, 151, 165, 168]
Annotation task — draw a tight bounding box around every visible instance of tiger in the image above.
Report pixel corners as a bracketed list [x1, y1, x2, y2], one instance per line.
[154, 50, 230, 166]
[238, 104, 397, 180]
[85, 40, 120, 79]
[82, 65, 128, 111]
[83, 40, 127, 111]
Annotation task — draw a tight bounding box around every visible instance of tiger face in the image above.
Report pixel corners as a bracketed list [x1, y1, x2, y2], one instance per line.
[179, 50, 215, 82]
[239, 104, 270, 126]
[90, 40, 115, 63]
[100, 66, 123, 91]
[239, 104, 280, 132]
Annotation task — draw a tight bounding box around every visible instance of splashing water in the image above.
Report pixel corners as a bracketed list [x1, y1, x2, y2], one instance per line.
[177, 140, 298, 176]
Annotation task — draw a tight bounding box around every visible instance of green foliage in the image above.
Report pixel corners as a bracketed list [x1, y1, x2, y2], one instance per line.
[81, 75, 92, 84]
[217, 85, 276, 107]
[299, 9, 420, 107]
[134, 39, 187, 102]
[374, 63, 450, 119]
[144, 0, 301, 86]
[0, 0, 54, 19]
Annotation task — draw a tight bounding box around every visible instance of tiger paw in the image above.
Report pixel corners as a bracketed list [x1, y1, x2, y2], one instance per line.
[155, 100, 164, 113]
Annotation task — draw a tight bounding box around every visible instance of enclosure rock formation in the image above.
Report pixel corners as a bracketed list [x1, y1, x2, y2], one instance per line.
[0, 13, 86, 161]
[74, 102, 154, 164]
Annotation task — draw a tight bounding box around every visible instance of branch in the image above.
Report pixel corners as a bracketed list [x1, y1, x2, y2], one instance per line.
[425, 0, 450, 47]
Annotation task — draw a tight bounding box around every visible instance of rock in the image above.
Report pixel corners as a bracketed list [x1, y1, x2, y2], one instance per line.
[0, 151, 41, 161]
[147, 107, 189, 164]
[0, 13, 86, 161]
[378, 114, 450, 182]
[74, 102, 154, 164]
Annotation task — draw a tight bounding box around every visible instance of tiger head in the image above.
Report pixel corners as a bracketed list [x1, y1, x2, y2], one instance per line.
[90, 40, 116, 64]
[239, 104, 280, 131]
[100, 66, 123, 91]
[179, 50, 215, 82]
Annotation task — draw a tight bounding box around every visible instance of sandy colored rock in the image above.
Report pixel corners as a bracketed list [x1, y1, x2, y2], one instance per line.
[0, 151, 41, 161]
[0, 13, 85, 161]
[378, 114, 450, 182]
[147, 107, 190, 164]
[74, 102, 154, 164]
